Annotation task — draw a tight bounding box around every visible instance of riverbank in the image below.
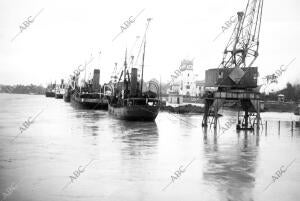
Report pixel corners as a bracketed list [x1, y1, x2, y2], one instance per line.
[160, 103, 204, 114]
[160, 100, 298, 114]
[263, 101, 297, 112]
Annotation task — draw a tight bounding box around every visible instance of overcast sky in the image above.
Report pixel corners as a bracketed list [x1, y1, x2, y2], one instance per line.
[0, 0, 299, 91]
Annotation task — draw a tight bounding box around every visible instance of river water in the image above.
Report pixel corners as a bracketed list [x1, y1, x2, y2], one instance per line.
[0, 94, 300, 201]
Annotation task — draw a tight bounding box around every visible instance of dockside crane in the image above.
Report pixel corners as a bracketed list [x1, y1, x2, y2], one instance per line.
[202, 0, 264, 131]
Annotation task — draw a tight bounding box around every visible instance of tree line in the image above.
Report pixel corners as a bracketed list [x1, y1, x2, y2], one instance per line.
[0, 84, 45, 95]
[261, 82, 300, 102]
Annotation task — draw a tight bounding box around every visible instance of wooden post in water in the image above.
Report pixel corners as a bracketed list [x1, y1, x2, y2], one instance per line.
[213, 99, 218, 130]
[203, 127, 208, 141]
[265, 121, 267, 136]
[256, 100, 260, 132]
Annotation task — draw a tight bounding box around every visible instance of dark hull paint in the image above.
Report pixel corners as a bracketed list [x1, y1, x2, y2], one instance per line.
[108, 104, 159, 121]
[45, 91, 55, 97]
[71, 95, 108, 110]
[55, 94, 63, 99]
[63, 93, 71, 102]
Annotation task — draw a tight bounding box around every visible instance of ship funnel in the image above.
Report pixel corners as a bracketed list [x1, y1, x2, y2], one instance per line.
[93, 69, 100, 89]
[130, 68, 138, 96]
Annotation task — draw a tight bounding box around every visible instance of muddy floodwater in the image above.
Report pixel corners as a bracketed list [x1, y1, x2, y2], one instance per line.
[0, 94, 300, 201]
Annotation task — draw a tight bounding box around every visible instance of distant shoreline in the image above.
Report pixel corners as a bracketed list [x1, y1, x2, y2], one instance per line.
[0, 92, 44, 95]
[0, 84, 45, 95]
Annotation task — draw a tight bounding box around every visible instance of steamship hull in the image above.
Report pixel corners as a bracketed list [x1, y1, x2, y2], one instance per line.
[55, 93, 63, 99]
[63, 93, 71, 102]
[108, 104, 159, 121]
[71, 94, 108, 110]
[45, 91, 55, 97]
[63, 89, 71, 102]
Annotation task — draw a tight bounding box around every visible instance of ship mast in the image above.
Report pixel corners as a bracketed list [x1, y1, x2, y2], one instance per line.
[111, 62, 118, 83]
[139, 18, 152, 96]
[140, 40, 146, 95]
[124, 49, 127, 84]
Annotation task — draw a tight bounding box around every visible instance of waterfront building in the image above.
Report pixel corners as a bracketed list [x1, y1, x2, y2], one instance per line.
[278, 94, 285, 102]
[167, 59, 205, 104]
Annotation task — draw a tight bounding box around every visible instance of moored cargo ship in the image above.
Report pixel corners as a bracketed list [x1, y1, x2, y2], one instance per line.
[108, 18, 160, 121]
[71, 91, 108, 109]
[70, 69, 108, 109]
[55, 79, 65, 99]
[108, 97, 160, 121]
[45, 83, 56, 97]
[45, 90, 55, 97]
[63, 84, 72, 102]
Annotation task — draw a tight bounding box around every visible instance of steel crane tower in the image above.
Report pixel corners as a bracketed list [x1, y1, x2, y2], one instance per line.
[202, 0, 264, 132]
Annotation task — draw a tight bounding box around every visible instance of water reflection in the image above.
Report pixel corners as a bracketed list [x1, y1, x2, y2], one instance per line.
[109, 121, 159, 200]
[203, 127, 208, 143]
[203, 129, 258, 201]
[118, 121, 159, 155]
[71, 110, 108, 136]
[73, 110, 106, 120]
